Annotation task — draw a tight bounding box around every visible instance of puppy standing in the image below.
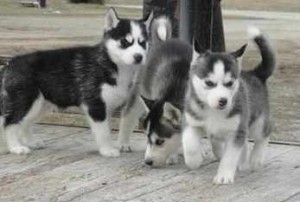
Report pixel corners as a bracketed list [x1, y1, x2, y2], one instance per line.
[0, 8, 153, 156]
[182, 27, 276, 184]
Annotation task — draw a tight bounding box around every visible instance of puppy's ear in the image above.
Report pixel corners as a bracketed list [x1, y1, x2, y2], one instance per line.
[231, 43, 247, 58]
[140, 96, 155, 111]
[104, 7, 120, 32]
[192, 38, 210, 62]
[231, 43, 247, 71]
[144, 11, 154, 32]
[163, 102, 181, 128]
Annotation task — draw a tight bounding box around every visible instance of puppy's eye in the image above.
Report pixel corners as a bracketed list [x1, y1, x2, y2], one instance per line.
[205, 80, 216, 87]
[138, 40, 146, 49]
[224, 81, 234, 87]
[155, 139, 165, 146]
[120, 38, 132, 48]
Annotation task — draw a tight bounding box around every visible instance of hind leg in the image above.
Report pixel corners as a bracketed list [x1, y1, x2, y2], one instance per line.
[249, 115, 270, 171]
[118, 97, 147, 152]
[0, 117, 8, 154]
[5, 94, 45, 154]
[82, 100, 120, 157]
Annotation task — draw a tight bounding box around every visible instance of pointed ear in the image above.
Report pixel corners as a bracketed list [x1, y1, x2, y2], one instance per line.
[193, 38, 209, 55]
[192, 38, 200, 61]
[231, 43, 247, 58]
[104, 7, 120, 32]
[231, 43, 247, 71]
[144, 11, 154, 32]
[192, 38, 210, 63]
[163, 102, 182, 128]
[140, 96, 155, 112]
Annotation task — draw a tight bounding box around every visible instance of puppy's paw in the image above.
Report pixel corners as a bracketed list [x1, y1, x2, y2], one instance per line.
[213, 171, 234, 185]
[10, 146, 31, 155]
[119, 145, 132, 153]
[28, 140, 46, 150]
[166, 154, 180, 165]
[184, 150, 203, 169]
[100, 147, 120, 157]
[250, 155, 264, 171]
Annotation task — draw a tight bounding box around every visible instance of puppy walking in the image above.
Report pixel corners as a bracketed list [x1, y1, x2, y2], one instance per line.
[182, 27, 276, 184]
[0, 8, 153, 157]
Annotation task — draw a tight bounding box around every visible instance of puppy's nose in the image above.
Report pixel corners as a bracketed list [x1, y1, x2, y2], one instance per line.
[218, 98, 227, 107]
[134, 54, 143, 64]
[145, 159, 153, 166]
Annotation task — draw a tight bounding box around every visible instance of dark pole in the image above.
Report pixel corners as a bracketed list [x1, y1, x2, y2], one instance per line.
[194, 0, 225, 52]
[39, 0, 46, 8]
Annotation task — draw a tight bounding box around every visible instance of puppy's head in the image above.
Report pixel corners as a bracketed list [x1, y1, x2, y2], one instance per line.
[190, 40, 247, 111]
[103, 8, 153, 66]
[143, 101, 182, 168]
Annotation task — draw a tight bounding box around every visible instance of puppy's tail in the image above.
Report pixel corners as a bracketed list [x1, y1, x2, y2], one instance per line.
[248, 26, 276, 83]
[151, 16, 172, 44]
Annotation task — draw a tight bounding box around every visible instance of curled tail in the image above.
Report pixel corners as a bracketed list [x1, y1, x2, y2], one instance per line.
[247, 26, 276, 83]
[150, 17, 172, 44]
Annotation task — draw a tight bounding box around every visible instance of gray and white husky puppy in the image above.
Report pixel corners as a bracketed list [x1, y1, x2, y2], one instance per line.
[182, 27, 276, 184]
[0, 8, 153, 156]
[139, 17, 192, 167]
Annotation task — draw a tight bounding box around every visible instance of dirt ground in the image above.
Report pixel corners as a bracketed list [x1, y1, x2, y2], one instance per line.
[0, 2, 299, 143]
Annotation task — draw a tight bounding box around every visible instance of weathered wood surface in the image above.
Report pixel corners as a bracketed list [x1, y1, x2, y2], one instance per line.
[0, 125, 300, 202]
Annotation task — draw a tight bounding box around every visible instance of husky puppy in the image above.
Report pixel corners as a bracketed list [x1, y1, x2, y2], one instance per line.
[0, 8, 153, 156]
[140, 17, 192, 167]
[182, 27, 276, 184]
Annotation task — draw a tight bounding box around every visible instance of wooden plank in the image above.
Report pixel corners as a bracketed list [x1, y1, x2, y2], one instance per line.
[67, 145, 299, 202]
[0, 126, 300, 202]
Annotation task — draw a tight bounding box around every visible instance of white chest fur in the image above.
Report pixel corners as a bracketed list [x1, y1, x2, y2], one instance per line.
[101, 65, 137, 112]
[205, 110, 240, 138]
[185, 108, 240, 139]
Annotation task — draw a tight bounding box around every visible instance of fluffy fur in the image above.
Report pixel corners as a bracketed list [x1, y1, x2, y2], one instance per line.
[183, 27, 276, 184]
[0, 8, 153, 156]
[139, 17, 192, 167]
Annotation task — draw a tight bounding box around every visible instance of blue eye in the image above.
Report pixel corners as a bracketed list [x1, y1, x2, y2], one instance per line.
[224, 81, 234, 87]
[120, 38, 132, 48]
[205, 80, 216, 87]
[138, 40, 146, 49]
[155, 139, 165, 146]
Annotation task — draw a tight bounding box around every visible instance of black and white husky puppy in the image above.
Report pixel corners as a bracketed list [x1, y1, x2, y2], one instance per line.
[0, 8, 153, 157]
[139, 17, 192, 167]
[182, 27, 276, 184]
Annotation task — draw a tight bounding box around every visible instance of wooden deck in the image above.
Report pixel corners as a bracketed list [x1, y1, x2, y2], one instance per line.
[0, 124, 300, 202]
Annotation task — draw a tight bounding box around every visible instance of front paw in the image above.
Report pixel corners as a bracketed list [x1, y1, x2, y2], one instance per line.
[9, 146, 31, 155]
[213, 171, 234, 184]
[184, 150, 203, 169]
[250, 155, 264, 171]
[119, 145, 132, 153]
[100, 147, 120, 157]
[27, 140, 46, 150]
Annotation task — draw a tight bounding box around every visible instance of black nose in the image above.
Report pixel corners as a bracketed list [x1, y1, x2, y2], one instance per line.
[134, 54, 143, 63]
[145, 159, 153, 166]
[219, 98, 227, 107]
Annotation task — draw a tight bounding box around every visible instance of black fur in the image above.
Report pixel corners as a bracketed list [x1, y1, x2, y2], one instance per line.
[0, 15, 149, 128]
[143, 39, 192, 140]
